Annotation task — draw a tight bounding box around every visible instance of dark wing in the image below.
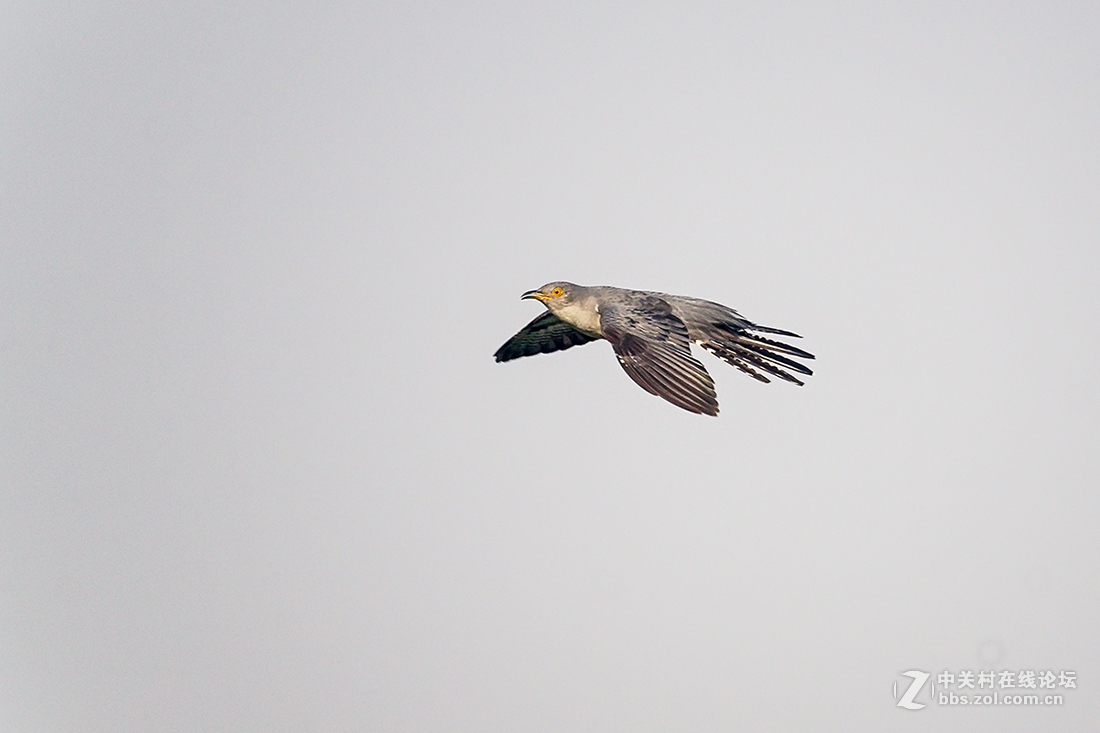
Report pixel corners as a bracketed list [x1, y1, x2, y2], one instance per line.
[494, 311, 600, 362]
[599, 296, 719, 416]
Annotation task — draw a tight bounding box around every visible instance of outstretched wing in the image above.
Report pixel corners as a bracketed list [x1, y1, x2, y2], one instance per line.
[599, 296, 719, 416]
[494, 311, 600, 362]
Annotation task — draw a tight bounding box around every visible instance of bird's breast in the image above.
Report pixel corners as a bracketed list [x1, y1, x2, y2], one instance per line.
[553, 302, 603, 337]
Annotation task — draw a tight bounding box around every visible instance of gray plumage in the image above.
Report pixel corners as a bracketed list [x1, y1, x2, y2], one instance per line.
[494, 281, 814, 416]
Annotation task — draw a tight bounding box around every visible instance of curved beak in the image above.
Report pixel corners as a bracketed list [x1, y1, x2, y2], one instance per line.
[521, 289, 549, 302]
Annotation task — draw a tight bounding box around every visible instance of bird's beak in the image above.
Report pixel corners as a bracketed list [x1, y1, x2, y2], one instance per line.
[521, 289, 549, 302]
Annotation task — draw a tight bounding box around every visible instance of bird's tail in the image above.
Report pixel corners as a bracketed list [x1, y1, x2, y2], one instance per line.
[697, 324, 815, 385]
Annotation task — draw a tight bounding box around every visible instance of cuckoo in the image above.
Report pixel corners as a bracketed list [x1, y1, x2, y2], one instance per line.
[494, 282, 814, 416]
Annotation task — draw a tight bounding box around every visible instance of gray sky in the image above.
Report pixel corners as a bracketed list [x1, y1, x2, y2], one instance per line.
[3, 2, 1098, 731]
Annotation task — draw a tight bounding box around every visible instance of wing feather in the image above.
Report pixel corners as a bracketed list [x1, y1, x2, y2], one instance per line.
[600, 297, 719, 416]
[494, 311, 599, 362]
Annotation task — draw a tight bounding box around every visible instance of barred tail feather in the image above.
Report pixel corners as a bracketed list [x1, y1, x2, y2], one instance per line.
[698, 327, 815, 386]
[737, 341, 814, 375]
[739, 334, 815, 361]
[716, 324, 815, 360]
[699, 343, 773, 383]
[742, 323, 803, 338]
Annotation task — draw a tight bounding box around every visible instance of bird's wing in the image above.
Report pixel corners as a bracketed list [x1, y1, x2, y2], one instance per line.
[598, 296, 719, 416]
[494, 311, 600, 362]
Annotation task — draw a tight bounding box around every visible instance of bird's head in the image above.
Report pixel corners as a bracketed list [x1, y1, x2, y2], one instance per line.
[521, 281, 580, 311]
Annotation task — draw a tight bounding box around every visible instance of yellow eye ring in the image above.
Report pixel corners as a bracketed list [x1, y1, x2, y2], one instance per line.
[551, 287, 563, 297]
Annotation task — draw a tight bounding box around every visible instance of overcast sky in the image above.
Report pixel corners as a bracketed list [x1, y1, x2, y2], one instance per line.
[3, 2, 1098, 731]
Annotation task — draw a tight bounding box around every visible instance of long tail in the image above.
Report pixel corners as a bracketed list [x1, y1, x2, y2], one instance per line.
[697, 324, 815, 385]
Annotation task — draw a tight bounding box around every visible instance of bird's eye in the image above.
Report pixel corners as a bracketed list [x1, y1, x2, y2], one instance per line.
[551, 287, 563, 297]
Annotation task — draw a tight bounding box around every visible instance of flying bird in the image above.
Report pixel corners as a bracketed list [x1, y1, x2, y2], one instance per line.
[494, 282, 814, 416]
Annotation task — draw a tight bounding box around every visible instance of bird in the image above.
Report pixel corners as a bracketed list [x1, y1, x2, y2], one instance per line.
[494, 281, 814, 416]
